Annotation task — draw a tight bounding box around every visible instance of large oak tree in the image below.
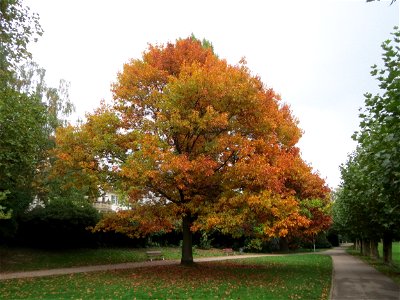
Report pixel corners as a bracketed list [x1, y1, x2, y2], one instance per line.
[55, 38, 330, 264]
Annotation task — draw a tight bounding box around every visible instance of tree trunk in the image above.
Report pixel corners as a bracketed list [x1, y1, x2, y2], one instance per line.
[362, 239, 371, 256]
[355, 239, 361, 251]
[181, 214, 194, 265]
[383, 232, 392, 265]
[357, 239, 362, 253]
[361, 239, 364, 255]
[370, 239, 379, 259]
[279, 237, 289, 253]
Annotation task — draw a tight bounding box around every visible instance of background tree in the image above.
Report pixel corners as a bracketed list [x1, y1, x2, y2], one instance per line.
[15, 61, 74, 131]
[50, 104, 122, 201]
[0, 0, 42, 84]
[333, 149, 381, 258]
[0, 83, 48, 235]
[0, 0, 74, 238]
[334, 28, 400, 264]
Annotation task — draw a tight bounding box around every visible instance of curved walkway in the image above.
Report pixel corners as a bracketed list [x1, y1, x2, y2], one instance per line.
[323, 245, 400, 300]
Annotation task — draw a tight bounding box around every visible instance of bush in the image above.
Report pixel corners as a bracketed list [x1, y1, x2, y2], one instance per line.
[300, 233, 332, 249]
[16, 199, 100, 248]
[199, 231, 213, 250]
[244, 238, 264, 252]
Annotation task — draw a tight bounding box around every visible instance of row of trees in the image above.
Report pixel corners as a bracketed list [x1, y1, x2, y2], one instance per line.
[333, 28, 400, 264]
[52, 37, 332, 264]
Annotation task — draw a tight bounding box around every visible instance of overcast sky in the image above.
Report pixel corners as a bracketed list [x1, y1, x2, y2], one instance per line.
[24, 0, 399, 189]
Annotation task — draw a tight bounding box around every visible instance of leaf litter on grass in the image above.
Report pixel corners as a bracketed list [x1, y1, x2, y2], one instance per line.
[0, 255, 331, 299]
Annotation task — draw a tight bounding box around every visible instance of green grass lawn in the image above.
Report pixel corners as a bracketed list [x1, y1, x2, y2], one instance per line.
[347, 241, 400, 285]
[0, 246, 227, 273]
[378, 242, 400, 265]
[0, 254, 332, 300]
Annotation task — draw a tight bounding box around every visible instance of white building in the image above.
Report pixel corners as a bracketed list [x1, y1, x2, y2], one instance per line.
[93, 191, 129, 212]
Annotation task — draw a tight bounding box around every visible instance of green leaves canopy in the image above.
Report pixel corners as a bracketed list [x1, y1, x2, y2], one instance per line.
[334, 28, 400, 244]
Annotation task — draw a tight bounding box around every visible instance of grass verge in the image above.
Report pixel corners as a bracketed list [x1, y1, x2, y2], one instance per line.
[0, 254, 332, 300]
[0, 246, 228, 273]
[347, 242, 400, 285]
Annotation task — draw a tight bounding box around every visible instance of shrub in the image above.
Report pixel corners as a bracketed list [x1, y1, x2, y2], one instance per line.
[17, 199, 100, 248]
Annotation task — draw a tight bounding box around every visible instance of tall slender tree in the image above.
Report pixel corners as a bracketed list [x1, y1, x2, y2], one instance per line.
[334, 28, 400, 264]
[0, 1, 74, 238]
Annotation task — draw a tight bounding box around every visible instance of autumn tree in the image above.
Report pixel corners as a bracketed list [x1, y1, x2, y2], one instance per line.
[59, 37, 330, 264]
[51, 104, 123, 201]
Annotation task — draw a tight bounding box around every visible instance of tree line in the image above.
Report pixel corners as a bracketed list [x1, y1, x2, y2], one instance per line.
[333, 28, 400, 264]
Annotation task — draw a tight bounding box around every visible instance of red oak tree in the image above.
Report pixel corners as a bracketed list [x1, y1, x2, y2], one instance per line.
[54, 37, 331, 264]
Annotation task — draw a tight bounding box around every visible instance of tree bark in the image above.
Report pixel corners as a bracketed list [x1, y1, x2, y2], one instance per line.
[279, 237, 289, 253]
[355, 239, 361, 251]
[370, 239, 379, 259]
[181, 213, 194, 265]
[362, 239, 370, 256]
[383, 232, 392, 265]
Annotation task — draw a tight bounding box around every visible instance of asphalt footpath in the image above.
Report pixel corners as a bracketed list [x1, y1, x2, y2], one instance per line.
[324, 245, 400, 300]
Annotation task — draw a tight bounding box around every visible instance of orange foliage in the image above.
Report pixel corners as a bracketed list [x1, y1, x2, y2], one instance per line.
[55, 37, 331, 244]
[92, 204, 175, 238]
[51, 103, 123, 200]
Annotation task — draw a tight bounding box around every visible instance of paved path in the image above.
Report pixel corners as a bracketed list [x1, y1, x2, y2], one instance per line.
[0, 254, 267, 281]
[323, 245, 400, 300]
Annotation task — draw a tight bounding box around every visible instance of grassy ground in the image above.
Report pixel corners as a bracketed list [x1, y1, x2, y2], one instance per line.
[0, 246, 227, 273]
[378, 242, 400, 265]
[0, 254, 332, 300]
[347, 241, 400, 285]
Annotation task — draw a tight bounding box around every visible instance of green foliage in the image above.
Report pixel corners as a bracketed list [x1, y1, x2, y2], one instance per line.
[15, 61, 75, 131]
[244, 238, 264, 252]
[0, 0, 43, 83]
[0, 87, 48, 226]
[355, 29, 400, 215]
[17, 199, 100, 248]
[0, 191, 11, 219]
[26, 197, 99, 222]
[335, 27, 400, 240]
[0, 0, 76, 236]
[199, 231, 213, 250]
[189, 33, 215, 53]
[302, 232, 332, 249]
